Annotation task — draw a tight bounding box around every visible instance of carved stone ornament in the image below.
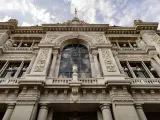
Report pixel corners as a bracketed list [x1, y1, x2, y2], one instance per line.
[34, 49, 49, 72]
[152, 33, 160, 45]
[101, 49, 116, 72]
[41, 34, 60, 43]
[55, 33, 94, 46]
[149, 51, 158, 58]
[94, 34, 108, 44]
[71, 87, 79, 103]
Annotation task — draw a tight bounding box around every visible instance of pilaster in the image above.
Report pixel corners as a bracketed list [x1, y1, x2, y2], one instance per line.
[10, 86, 40, 120]
[98, 48, 125, 81]
[110, 86, 140, 120]
[2, 103, 15, 120]
[48, 50, 58, 77]
[92, 50, 102, 78]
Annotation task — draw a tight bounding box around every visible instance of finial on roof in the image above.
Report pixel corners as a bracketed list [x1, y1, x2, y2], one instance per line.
[75, 8, 77, 17]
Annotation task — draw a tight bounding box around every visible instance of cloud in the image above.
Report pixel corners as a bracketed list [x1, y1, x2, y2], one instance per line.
[0, 0, 61, 25]
[0, 16, 11, 22]
[66, 0, 160, 28]
[0, 0, 159, 29]
[21, 22, 33, 26]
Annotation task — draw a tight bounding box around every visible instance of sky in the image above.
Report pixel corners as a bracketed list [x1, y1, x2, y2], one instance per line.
[0, 0, 159, 28]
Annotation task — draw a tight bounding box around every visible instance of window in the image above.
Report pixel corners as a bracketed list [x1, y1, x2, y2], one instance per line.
[59, 44, 91, 78]
[13, 40, 39, 47]
[0, 61, 30, 78]
[110, 37, 138, 49]
[120, 62, 133, 78]
[144, 62, 159, 78]
[129, 62, 150, 78]
[120, 61, 158, 78]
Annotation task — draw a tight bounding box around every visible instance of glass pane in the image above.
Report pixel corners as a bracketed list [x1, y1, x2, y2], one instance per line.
[129, 62, 150, 78]
[59, 44, 91, 78]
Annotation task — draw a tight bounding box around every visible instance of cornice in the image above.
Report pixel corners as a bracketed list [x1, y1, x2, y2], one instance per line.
[0, 19, 158, 36]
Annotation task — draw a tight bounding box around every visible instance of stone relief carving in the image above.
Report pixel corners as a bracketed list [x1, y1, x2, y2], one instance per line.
[41, 32, 109, 45]
[152, 33, 160, 45]
[101, 49, 116, 72]
[41, 34, 60, 43]
[34, 49, 49, 72]
[94, 34, 109, 44]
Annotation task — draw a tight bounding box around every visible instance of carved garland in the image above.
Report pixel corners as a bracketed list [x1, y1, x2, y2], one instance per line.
[94, 34, 108, 44]
[41, 34, 60, 43]
[34, 49, 49, 72]
[101, 49, 116, 72]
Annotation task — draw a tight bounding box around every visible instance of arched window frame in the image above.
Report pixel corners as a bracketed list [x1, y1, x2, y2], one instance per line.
[58, 44, 92, 78]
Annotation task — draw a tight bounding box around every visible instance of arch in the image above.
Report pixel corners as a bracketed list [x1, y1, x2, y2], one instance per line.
[58, 44, 91, 78]
[55, 33, 94, 48]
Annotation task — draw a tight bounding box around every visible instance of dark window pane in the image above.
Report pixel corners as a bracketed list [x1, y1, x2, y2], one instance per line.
[129, 62, 150, 78]
[59, 44, 91, 78]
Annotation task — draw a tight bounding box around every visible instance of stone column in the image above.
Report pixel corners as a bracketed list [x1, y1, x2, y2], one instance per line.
[113, 52, 125, 75]
[100, 104, 113, 120]
[92, 50, 101, 77]
[14, 61, 24, 78]
[49, 50, 58, 77]
[151, 58, 160, 76]
[135, 104, 147, 120]
[152, 54, 160, 66]
[37, 104, 49, 120]
[97, 110, 103, 120]
[89, 53, 96, 78]
[2, 104, 15, 120]
[47, 108, 53, 120]
[26, 52, 37, 74]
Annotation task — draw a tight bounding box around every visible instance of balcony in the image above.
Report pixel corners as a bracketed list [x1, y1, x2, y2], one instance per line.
[131, 78, 160, 88]
[46, 78, 98, 85]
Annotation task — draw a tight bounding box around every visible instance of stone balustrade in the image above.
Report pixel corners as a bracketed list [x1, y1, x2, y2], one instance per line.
[52, 78, 98, 84]
[131, 78, 160, 85]
[4, 47, 33, 51]
[112, 46, 142, 51]
[78, 78, 98, 84]
[52, 78, 72, 84]
[0, 78, 19, 84]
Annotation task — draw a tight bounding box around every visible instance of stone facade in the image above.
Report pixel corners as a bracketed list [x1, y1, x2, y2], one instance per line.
[0, 18, 159, 120]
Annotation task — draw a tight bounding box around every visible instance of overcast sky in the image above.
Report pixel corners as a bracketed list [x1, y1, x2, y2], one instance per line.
[0, 0, 159, 28]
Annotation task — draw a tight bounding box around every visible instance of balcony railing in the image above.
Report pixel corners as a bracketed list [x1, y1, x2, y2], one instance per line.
[78, 78, 98, 84]
[4, 47, 33, 51]
[131, 78, 160, 85]
[52, 78, 98, 84]
[0, 78, 19, 84]
[112, 46, 142, 51]
[52, 78, 72, 84]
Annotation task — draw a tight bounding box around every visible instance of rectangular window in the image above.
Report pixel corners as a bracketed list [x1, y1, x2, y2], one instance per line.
[129, 62, 150, 78]
[144, 62, 159, 78]
[18, 62, 30, 77]
[0, 61, 30, 78]
[120, 61, 133, 78]
[1, 61, 21, 78]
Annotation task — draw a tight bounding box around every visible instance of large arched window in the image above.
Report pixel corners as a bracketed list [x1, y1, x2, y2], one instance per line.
[59, 44, 91, 78]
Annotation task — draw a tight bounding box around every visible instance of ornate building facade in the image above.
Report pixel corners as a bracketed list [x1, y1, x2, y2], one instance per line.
[0, 18, 159, 120]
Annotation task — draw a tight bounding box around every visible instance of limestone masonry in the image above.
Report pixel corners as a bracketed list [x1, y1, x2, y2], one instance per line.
[0, 18, 159, 120]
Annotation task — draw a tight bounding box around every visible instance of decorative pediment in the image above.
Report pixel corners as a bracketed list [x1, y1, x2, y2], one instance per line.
[63, 17, 88, 25]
